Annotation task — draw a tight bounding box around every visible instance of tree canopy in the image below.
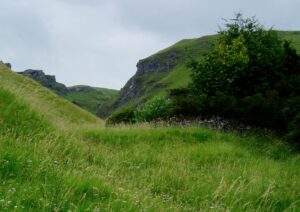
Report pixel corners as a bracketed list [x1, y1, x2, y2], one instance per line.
[171, 14, 300, 147]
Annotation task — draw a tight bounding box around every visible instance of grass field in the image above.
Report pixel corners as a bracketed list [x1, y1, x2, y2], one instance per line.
[0, 64, 300, 211]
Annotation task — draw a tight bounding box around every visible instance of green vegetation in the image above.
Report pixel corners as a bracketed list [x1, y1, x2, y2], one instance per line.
[17, 70, 118, 115]
[107, 97, 172, 124]
[0, 63, 300, 210]
[98, 35, 218, 117]
[0, 21, 300, 210]
[134, 97, 171, 122]
[171, 14, 300, 147]
[0, 65, 103, 130]
[65, 85, 118, 114]
[100, 30, 300, 118]
[278, 31, 300, 52]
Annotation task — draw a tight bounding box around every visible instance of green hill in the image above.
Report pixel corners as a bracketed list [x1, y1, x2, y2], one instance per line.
[17, 70, 118, 115]
[1, 65, 103, 130]
[98, 31, 300, 117]
[0, 56, 300, 211]
[64, 85, 118, 114]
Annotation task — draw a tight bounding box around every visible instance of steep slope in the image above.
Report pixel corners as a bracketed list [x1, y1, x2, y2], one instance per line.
[0, 68, 135, 211]
[17, 69, 118, 115]
[18, 69, 69, 95]
[98, 31, 300, 117]
[98, 35, 218, 117]
[0, 64, 102, 129]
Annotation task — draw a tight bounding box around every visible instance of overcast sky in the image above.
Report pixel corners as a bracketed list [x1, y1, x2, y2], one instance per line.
[0, 0, 299, 89]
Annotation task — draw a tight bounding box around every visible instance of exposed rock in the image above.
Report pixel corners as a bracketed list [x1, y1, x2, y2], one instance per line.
[18, 69, 69, 95]
[136, 51, 179, 75]
[17, 69, 118, 115]
[0, 61, 12, 69]
[97, 35, 219, 117]
[97, 50, 182, 117]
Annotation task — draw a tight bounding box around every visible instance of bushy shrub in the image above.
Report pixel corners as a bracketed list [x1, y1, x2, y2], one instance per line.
[134, 97, 171, 122]
[106, 108, 135, 125]
[170, 14, 300, 147]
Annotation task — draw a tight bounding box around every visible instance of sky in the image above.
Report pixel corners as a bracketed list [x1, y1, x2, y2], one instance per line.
[0, 0, 299, 89]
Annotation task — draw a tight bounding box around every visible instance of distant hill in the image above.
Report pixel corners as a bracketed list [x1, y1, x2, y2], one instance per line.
[17, 70, 118, 115]
[98, 31, 300, 118]
[65, 85, 118, 114]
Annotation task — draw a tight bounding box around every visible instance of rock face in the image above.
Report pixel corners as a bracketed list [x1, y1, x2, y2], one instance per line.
[17, 69, 118, 115]
[97, 35, 218, 117]
[97, 50, 182, 117]
[136, 51, 179, 75]
[122, 51, 180, 101]
[18, 69, 69, 95]
[0, 61, 12, 69]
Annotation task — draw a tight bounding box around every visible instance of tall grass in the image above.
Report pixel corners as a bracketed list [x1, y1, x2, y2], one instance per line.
[0, 65, 300, 211]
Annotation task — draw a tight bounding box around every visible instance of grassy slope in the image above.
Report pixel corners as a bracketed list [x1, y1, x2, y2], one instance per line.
[0, 78, 299, 210]
[0, 38, 300, 210]
[105, 31, 300, 116]
[0, 85, 136, 211]
[0, 65, 103, 130]
[1, 92, 300, 211]
[64, 86, 118, 115]
[277, 31, 300, 52]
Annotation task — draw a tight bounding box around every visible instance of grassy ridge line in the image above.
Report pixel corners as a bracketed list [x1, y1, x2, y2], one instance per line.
[0, 64, 103, 130]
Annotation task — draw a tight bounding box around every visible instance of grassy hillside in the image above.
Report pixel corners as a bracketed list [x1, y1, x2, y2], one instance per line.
[277, 31, 300, 52]
[0, 64, 103, 130]
[17, 70, 118, 115]
[65, 85, 118, 114]
[100, 31, 300, 117]
[0, 63, 300, 210]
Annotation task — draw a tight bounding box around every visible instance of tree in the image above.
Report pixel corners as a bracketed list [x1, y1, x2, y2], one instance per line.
[171, 14, 300, 147]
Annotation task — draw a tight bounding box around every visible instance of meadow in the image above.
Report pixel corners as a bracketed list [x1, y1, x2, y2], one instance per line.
[0, 64, 300, 211]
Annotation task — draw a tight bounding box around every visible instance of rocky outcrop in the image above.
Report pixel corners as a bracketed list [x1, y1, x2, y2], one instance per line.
[136, 51, 179, 75]
[97, 35, 218, 117]
[18, 69, 69, 95]
[97, 50, 182, 117]
[17, 69, 118, 115]
[0, 61, 11, 69]
[120, 51, 181, 100]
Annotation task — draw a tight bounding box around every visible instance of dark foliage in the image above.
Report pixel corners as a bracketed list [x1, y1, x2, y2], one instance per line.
[170, 14, 300, 148]
[106, 108, 136, 125]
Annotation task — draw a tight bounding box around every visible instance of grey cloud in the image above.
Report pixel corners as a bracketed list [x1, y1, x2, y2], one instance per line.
[0, 0, 299, 89]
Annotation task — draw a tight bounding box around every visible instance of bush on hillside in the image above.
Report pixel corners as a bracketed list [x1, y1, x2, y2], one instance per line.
[106, 97, 171, 125]
[170, 14, 300, 148]
[106, 108, 135, 125]
[134, 97, 171, 122]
